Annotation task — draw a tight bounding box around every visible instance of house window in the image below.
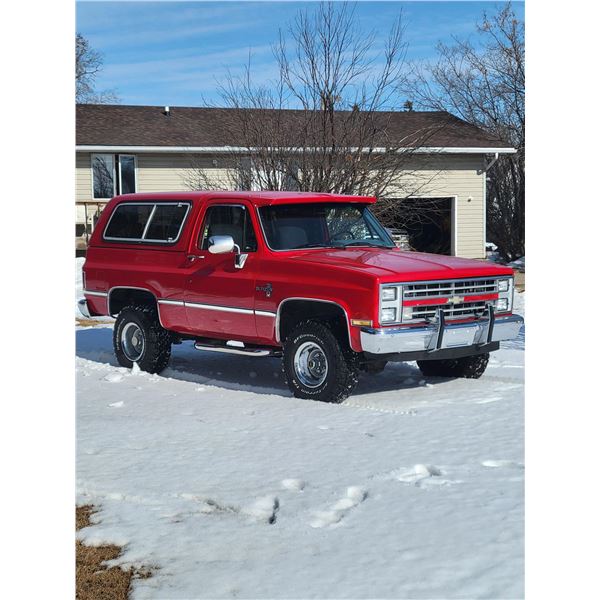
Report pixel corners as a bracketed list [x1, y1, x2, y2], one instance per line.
[92, 154, 115, 199]
[118, 155, 136, 195]
[92, 153, 137, 199]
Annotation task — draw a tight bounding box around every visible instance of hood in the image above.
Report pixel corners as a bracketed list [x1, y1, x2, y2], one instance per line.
[286, 247, 513, 282]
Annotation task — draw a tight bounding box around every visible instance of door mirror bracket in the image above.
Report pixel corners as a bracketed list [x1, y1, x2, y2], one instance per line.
[233, 243, 248, 269]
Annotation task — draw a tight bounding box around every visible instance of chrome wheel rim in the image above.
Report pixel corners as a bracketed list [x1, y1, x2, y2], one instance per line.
[121, 322, 145, 362]
[294, 341, 328, 388]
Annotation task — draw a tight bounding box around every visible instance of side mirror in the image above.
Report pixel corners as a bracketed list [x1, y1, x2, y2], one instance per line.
[208, 235, 235, 254]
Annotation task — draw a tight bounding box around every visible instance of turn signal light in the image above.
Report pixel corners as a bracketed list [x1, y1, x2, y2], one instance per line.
[351, 319, 373, 327]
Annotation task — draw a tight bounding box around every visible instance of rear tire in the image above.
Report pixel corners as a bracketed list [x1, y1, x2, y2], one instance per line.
[283, 320, 359, 403]
[417, 353, 490, 379]
[113, 305, 172, 374]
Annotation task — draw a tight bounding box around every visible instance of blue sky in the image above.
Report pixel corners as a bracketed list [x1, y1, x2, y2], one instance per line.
[77, 1, 524, 106]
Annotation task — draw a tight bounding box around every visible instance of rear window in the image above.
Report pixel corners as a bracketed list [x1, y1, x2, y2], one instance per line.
[104, 202, 191, 243]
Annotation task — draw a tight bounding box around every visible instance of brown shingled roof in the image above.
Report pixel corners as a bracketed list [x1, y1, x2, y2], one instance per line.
[76, 104, 512, 149]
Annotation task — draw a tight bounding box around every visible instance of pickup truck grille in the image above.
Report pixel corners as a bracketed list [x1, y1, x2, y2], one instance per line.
[402, 278, 497, 323]
[380, 277, 507, 325]
[403, 279, 498, 299]
[409, 300, 489, 321]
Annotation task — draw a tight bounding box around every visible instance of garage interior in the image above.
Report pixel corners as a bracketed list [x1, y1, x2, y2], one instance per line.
[387, 197, 453, 255]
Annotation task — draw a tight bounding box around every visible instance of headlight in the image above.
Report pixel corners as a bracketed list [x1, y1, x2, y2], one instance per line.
[381, 287, 397, 301]
[498, 279, 509, 292]
[496, 298, 509, 312]
[381, 308, 397, 323]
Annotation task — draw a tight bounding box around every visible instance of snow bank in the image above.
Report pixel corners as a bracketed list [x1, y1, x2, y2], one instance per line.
[513, 290, 525, 316]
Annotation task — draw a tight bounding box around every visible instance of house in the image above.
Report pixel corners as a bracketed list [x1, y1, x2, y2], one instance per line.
[76, 104, 514, 258]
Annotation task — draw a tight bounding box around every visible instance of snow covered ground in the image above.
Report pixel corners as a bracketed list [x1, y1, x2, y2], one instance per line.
[76, 262, 524, 599]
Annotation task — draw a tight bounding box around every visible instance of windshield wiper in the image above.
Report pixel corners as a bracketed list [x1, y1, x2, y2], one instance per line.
[293, 242, 336, 249]
[339, 241, 392, 248]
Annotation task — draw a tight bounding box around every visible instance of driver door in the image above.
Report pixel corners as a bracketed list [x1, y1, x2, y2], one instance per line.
[184, 202, 259, 339]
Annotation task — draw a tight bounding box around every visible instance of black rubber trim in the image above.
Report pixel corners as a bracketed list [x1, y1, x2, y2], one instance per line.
[434, 308, 446, 350]
[486, 304, 496, 344]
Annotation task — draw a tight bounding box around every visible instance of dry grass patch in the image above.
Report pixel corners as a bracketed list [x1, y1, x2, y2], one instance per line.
[76, 318, 114, 328]
[514, 271, 525, 292]
[76, 505, 150, 600]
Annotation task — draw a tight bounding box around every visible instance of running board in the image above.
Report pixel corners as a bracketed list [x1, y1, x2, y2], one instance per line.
[194, 340, 278, 357]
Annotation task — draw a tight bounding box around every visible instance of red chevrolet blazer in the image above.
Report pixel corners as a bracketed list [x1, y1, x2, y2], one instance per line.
[79, 191, 523, 403]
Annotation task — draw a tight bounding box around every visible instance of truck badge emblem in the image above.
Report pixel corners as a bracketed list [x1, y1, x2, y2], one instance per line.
[447, 295, 464, 305]
[256, 283, 273, 298]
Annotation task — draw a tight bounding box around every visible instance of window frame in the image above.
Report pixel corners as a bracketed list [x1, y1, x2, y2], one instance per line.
[118, 154, 138, 196]
[103, 201, 192, 245]
[91, 153, 116, 200]
[197, 203, 259, 253]
[91, 153, 138, 200]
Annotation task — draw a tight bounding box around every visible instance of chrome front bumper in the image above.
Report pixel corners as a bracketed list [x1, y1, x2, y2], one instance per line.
[78, 298, 91, 319]
[360, 309, 523, 355]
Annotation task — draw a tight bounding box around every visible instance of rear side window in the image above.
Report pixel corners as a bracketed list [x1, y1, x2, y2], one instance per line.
[144, 204, 190, 242]
[104, 202, 191, 243]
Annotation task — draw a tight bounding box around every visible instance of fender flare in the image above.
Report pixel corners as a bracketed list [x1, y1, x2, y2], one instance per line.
[107, 286, 166, 329]
[275, 297, 358, 351]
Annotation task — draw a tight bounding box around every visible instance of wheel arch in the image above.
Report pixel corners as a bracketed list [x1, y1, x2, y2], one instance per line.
[276, 298, 357, 351]
[108, 287, 163, 324]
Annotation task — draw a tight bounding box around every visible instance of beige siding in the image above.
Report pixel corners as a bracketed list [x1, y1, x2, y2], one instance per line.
[75, 151, 487, 258]
[136, 153, 234, 192]
[76, 153, 92, 202]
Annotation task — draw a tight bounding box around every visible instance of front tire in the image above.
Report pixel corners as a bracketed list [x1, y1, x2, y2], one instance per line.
[283, 320, 359, 403]
[417, 353, 490, 379]
[113, 305, 172, 374]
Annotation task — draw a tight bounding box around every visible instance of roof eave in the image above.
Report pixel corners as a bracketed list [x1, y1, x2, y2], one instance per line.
[76, 145, 517, 154]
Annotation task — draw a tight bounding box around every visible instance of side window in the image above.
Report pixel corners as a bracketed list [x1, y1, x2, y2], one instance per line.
[144, 204, 190, 242]
[104, 204, 153, 240]
[199, 205, 258, 252]
[104, 202, 190, 243]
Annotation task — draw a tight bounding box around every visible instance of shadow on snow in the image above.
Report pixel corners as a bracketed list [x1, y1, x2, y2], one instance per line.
[75, 326, 451, 398]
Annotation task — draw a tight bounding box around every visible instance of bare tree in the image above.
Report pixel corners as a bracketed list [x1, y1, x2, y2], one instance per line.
[76, 33, 118, 104]
[186, 2, 443, 224]
[405, 3, 524, 260]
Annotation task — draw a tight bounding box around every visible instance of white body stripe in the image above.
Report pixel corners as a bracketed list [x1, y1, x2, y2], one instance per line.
[158, 299, 276, 317]
[184, 302, 254, 315]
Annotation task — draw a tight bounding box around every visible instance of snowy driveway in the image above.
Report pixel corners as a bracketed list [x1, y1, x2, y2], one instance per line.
[76, 297, 524, 599]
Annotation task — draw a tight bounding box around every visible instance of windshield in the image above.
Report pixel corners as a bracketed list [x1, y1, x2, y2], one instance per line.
[259, 203, 395, 250]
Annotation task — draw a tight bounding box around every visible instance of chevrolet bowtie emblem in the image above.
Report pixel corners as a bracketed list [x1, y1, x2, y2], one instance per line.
[447, 295, 464, 305]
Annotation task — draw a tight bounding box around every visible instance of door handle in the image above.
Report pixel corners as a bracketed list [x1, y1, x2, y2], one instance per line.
[187, 254, 205, 262]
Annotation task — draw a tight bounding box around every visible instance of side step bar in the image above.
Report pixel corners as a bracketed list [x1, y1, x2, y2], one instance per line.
[194, 339, 280, 357]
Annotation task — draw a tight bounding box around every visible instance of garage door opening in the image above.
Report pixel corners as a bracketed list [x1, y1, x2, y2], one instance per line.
[386, 197, 453, 255]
